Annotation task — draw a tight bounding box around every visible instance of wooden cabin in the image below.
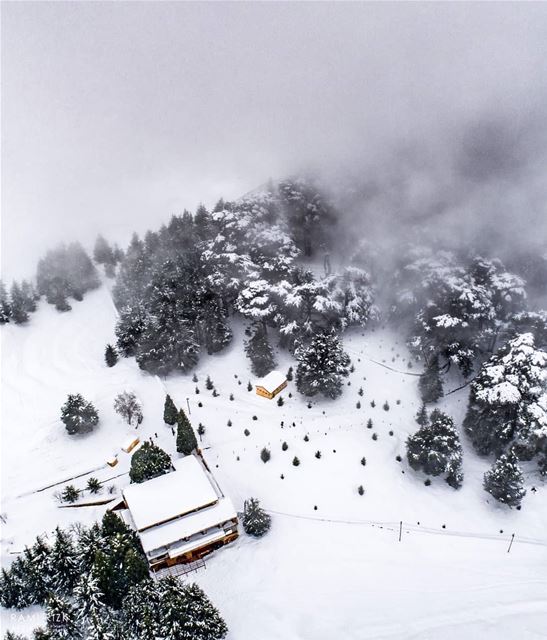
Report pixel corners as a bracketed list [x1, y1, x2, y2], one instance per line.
[255, 370, 288, 399]
[110, 453, 238, 571]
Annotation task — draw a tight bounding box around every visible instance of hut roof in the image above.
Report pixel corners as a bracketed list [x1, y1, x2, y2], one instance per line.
[256, 370, 287, 393]
[138, 496, 237, 555]
[122, 455, 218, 531]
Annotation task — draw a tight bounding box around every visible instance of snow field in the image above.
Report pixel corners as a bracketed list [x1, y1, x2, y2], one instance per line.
[1, 285, 546, 638]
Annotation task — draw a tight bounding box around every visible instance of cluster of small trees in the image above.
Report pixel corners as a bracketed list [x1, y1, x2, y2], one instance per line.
[406, 330, 546, 507]
[93, 234, 123, 278]
[0, 280, 39, 325]
[406, 409, 463, 489]
[464, 332, 547, 507]
[37, 242, 100, 311]
[391, 249, 533, 403]
[0, 513, 227, 639]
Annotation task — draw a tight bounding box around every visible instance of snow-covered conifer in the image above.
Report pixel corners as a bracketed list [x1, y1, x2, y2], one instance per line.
[242, 498, 271, 537]
[48, 528, 79, 595]
[0, 280, 12, 323]
[406, 409, 463, 488]
[176, 409, 198, 455]
[129, 442, 172, 484]
[60, 394, 99, 435]
[104, 344, 118, 368]
[418, 357, 444, 404]
[296, 332, 350, 399]
[163, 394, 178, 425]
[10, 282, 29, 324]
[245, 323, 276, 377]
[464, 333, 547, 462]
[483, 451, 526, 507]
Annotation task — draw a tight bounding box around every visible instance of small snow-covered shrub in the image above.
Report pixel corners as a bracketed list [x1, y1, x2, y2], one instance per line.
[260, 448, 271, 463]
[358, 485, 364, 496]
[282, 441, 288, 451]
[292, 456, 300, 466]
[61, 485, 80, 503]
[86, 477, 101, 494]
[243, 498, 271, 537]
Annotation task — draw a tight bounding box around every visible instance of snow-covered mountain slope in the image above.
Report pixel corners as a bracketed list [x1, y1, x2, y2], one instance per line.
[2, 285, 546, 638]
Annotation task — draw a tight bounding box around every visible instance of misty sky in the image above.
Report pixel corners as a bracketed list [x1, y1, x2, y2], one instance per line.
[2, 2, 547, 280]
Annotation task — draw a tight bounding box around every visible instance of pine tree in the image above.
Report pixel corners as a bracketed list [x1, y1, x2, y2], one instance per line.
[45, 593, 80, 640]
[163, 394, 178, 425]
[87, 477, 101, 494]
[73, 572, 105, 621]
[406, 409, 463, 488]
[419, 357, 444, 404]
[48, 527, 79, 595]
[135, 316, 199, 376]
[483, 451, 526, 507]
[0, 568, 18, 608]
[242, 498, 271, 537]
[20, 280, 38, 313]
[60, 394, 99, 435]
[61, 485, 80, 503]
[121, 580, 159, 640]
[115, 304, 147, 357]
[176, 409, 198, 455]
[196, 297, 232, 355]
[260, 448, 271, 463]
[23, 535, 51, 605]
[75, 523, 104, 573]
[129, 442, 172, 484]
[6, 555, 34, 609]
[93, 235, 115, 267]
[0, 280, 12, 323]
[296, 332, 350, 399]
[245, 323, 276, 377]
[415, 404, 429, 426]
[10, 282, 29, 324]
[156, 578, 228, 640]
[464, 333, 547, 461]
[104, 344, 118, 367]
[205, 375, 214, 390]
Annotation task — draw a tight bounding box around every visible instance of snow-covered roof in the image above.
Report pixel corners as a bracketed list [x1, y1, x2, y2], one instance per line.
[256, 370, 287, 393]
[139, 496, 237, 555]
[122, 455, 218, 531]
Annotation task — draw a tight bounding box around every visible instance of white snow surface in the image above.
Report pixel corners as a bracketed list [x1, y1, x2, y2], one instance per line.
[1, 285, 547, 638]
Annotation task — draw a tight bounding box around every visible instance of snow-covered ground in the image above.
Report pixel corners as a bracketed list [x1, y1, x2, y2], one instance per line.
[2, 284, 546, 638]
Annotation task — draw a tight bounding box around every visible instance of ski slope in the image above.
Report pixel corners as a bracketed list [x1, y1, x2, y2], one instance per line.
[1, 284, 546, 638]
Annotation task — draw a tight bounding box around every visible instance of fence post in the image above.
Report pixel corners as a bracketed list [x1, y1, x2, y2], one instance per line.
[399, 520, 403, 542]
[507, 533, 515, 553]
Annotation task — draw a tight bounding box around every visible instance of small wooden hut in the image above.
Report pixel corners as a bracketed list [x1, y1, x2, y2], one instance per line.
[255, 370, 287, 399]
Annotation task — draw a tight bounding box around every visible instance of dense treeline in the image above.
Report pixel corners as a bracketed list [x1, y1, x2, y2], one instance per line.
[112, 180, 376, 398]
[1, 241, 102, 324]
[0, 512, 227, 639]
